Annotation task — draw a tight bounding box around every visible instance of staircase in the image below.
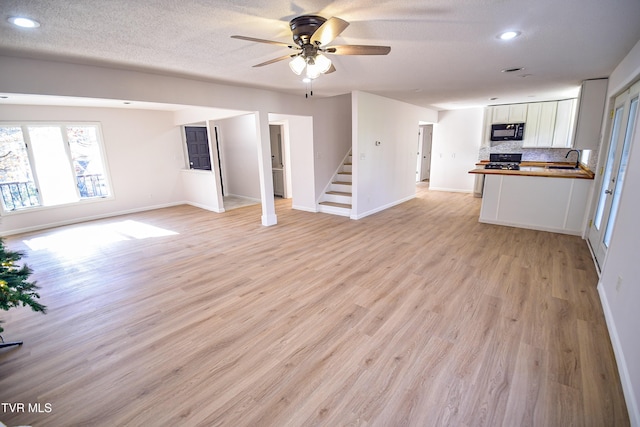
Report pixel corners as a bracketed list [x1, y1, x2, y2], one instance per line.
[318, 151, 352, 217]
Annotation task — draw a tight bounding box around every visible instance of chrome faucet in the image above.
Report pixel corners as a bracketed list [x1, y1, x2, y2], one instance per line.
[565, 149, 580, 168]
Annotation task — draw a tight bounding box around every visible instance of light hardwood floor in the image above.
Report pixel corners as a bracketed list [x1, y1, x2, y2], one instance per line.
[0, 183, 628, 426]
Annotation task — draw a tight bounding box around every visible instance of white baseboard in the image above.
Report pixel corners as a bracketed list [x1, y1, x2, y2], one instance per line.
[428, 186, 474, 193]
[185, 201, 224, 213]
[478, 218, 582, 236]
[350, 195, 415, 220]
[292, 204, 318, 213]
[598, 282, 639, 427]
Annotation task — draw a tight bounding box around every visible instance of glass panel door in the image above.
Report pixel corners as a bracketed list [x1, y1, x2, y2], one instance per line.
[588, 79, 640, 270]
[603, 96, 638, 247]
[593, 106, 623, 230]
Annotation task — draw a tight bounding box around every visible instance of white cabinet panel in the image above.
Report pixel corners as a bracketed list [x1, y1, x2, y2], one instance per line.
[491, 105, 511, 123]
[508, 104, 528, 122]
[538, 102, 557, 147]
[552, 99, 577, 148]
[522, 103, 541, 147]
[573, 79, 608, 150]
[523, 102, 558, 147]
[479, 174, 592, 235]
[491, 104, 528, 123]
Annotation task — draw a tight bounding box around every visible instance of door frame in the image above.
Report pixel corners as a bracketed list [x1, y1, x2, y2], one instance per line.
[212, 125, 225, 196]
[587, 79, 640, 270]
[269, 121, 292, 199]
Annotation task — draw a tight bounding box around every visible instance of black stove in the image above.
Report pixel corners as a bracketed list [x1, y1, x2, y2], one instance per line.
[484, 153, 522, 170]
[485, 162, 520, 170]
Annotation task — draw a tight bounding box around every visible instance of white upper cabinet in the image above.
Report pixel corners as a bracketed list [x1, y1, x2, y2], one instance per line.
[520, 99, 577, 148]
[508, 104, 528, 122]
[491, 104, 528, 123]
[572, 78, 609, 150]
[487, 99, 577, 147]
[552, 99, 577, 148]
[522, 103, 541, 147]
[491, 105, 510, 123]
[522, 102, 558, 147]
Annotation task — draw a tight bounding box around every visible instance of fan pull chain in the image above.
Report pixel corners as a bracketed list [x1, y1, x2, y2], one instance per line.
[305, 79, 314, 98]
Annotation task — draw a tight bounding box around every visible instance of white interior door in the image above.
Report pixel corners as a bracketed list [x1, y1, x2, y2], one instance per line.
[421, 125, 433, 181]
[588, 80, 640, 270]
[416, 125, 433, 182]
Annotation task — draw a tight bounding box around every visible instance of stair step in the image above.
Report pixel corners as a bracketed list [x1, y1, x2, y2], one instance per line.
[332, 181, 352, 185]
[319, 201, 352, 209]
[326, 191, 352, 196]
[338, 171, 352, 175]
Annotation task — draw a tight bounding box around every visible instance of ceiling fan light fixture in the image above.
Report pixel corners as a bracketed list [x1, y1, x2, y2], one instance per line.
[305, 62, 322, 79]
[314, 54, 332, 74]
[289, 56, 306, 75]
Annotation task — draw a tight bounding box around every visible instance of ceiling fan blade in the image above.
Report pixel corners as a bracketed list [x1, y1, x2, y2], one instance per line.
[324, 45, 391, 55]
[310, 17, 349, 46]
[325, 64, 337, 74]
[231, 35, 295, 49]
[252, 54, 296, 67]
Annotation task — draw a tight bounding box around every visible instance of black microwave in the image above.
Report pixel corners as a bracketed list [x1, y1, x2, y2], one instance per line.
[490, 122, 525, 141]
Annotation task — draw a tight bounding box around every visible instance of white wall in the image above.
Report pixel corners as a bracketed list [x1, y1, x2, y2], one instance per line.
[215, 114, 261, 200]
[430, 108, 484, 193]
[0, 56, 330, 227]
[180, 169, 221, 212]
[0, 104, 185, 235]
[269, 114, 316, 213]
[351, 91, 438, 219]
[308, 94, 352, 200]
[597, 39, 640, 427]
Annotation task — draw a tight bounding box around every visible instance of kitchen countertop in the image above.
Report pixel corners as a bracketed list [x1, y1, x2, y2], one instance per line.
[468, 161, 595, 179]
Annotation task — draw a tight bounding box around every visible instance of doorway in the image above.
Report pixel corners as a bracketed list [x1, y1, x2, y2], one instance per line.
[416, 125, 433, 182]
[588, 79, 639, 270]
[270, 124, 285, 197]
[184, 125, 224, 196]
[185, 126, 211, 171]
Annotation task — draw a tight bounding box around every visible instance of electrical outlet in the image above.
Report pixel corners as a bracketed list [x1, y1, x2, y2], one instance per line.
[616, 276, 623, 292]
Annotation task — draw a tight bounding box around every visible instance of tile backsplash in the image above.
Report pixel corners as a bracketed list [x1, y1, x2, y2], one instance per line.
[478, 140, 599, 171]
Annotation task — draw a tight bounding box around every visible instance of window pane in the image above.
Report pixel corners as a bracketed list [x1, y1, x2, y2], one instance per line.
[28, 126, 79, 206]
[0, 126, 40, 210]
[67, 125, 110, 198]
[594, 106, 623, 230]
[604, 97, 638, 247]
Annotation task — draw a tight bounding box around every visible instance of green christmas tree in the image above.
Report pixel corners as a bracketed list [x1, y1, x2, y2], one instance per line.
[0, 238, 46, 334]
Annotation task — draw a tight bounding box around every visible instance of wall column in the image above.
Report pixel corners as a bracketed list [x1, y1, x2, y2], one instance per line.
[255, 110, 277, 226]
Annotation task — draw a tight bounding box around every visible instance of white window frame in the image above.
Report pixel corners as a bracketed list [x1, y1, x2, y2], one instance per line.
[0, 121, 114, 215]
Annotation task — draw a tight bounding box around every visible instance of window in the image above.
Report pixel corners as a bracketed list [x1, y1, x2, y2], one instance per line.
[0, 123, 111, 212]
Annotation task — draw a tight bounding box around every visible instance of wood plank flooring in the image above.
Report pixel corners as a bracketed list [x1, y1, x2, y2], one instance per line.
[0, 183, 629, 426]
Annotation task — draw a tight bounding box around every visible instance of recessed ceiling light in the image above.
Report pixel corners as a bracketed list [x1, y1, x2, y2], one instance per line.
[498, 31, 520, 40]
[8, 16, 40, 28]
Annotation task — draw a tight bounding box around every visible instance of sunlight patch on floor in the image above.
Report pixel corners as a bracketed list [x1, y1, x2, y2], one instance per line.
[22, 220, 179, 258]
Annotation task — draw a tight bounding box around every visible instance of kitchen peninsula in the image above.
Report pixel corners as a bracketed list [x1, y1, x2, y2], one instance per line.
[469, 162, 594, 235]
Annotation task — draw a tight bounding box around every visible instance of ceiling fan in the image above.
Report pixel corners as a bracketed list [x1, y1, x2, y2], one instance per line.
[231, 15, 391, 80]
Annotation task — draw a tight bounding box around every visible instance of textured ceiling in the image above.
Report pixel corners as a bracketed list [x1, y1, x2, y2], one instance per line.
[1, 0, 640, 110]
